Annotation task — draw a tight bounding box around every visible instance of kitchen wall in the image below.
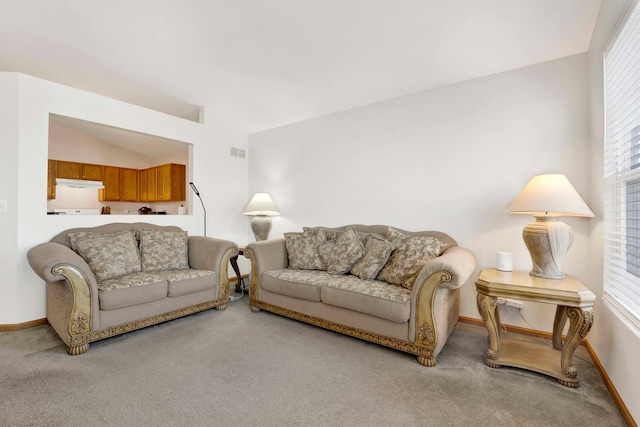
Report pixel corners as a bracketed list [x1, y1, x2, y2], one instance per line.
[248, 53, 591, 331]
[0, 72, 249, 325]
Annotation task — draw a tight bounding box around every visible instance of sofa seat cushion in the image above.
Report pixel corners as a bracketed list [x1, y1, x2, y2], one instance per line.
[262, 269, 329, 301]
[98, 272, 169, 310]
[320, 278, 411, 323]
[164, 269, 217, 297]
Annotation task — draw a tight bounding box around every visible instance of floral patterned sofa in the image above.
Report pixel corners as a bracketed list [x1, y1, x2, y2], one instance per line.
[244, 225, 476, 367]
[27, 222, 237, 355]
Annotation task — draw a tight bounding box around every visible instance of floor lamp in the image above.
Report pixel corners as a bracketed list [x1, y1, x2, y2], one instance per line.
[190, 182, 206, 236]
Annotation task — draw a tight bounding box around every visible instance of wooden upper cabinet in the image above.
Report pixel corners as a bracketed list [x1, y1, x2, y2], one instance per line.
[56, 161, 82, 179]
[99, 166, 121, 201]
[52, 159, 182, 203]
[55, 161, 103, 181]
[142, 164, 185, 202]
[140, 168, 149, 202]
[82, 163, 104, 181]
[47, 160, 57, 200]
[99, 166, 139, 202]
[120, 168, 139, 202]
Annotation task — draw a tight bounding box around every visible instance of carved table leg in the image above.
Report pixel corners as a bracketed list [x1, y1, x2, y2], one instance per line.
[558, 307, 594, 387]
[552, 305, 568, 350]
[477, 292, 500, 367]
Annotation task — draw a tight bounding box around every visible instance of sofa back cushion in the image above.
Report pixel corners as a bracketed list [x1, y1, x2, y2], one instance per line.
[139, 229, 189, 272]
[284, 228, 327, 270]
[350, 234, 395, 280]
[50, 222, 186, 248]
[376, 227, 446, 289]
[68, 230, 141, 282]
[318, 226, 366, 274]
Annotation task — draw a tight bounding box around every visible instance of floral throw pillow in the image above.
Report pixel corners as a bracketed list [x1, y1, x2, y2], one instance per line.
[377, 227, 445, 288]
[285, 229, 327, 270]
[318, 227, 367, 275]
[139, 229, 189, 272]
[68, 230, 141, 282]
[350, 234, 395, 280]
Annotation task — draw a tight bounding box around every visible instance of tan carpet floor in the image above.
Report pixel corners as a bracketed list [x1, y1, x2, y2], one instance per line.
[0, 294, 627, 426]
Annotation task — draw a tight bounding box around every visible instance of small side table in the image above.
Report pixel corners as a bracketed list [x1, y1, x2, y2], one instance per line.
[475, 268, 595, 387]
[230, 248, 246, 293]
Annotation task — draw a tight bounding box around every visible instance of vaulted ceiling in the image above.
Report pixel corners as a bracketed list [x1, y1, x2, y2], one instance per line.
[1, 0, 602, 134]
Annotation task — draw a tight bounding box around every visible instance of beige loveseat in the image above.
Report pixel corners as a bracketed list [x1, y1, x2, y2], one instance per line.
[245, 225, 476, 367]
[27, 222, 237, 355]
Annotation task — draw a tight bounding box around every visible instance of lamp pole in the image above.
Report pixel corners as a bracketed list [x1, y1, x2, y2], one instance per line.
[189, 182, 206, 236]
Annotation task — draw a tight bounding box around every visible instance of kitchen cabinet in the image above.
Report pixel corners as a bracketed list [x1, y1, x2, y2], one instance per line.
[51, 159, 182, 203]
[140, 167, 157, 202]
[56, 161, 82, 179]
[47, 159, 57, 200]
[141, 163, 185, 202]
[55, 160, 103, 181]
[158, 163, 186, 201]
[120, 168, 139, 201]
[140, 168, 149, 202]
[82, 163, 104, 181]
[99, 166, 139, 202]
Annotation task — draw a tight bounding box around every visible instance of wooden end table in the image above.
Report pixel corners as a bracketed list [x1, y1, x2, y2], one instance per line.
[475, 268, 595, 388]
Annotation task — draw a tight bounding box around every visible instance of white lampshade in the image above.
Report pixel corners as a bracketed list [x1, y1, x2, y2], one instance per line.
[506, 174, 593, 280]
[243, 193, 280, 216]
[506, 174, 594, 217]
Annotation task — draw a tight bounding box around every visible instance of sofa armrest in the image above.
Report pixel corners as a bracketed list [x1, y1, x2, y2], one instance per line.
[409, 245, 476, 366]
[417, 246, 477, 292]
[244, 239, 288, 301]
[27, 242, 97, 285]
[188, 236, 238, 303]
[188, 236, 238, 271]
[27, 242, 99, 353]
[244, 238, 288, 275]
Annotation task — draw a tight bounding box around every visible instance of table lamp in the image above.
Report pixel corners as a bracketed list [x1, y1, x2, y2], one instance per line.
[506, 174, 594, 279]
[243, 193, 280, 241]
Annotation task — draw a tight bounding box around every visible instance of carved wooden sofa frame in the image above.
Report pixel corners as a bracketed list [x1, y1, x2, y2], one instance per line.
[245, 225, 476, 367]
[27, 223, 237, 355]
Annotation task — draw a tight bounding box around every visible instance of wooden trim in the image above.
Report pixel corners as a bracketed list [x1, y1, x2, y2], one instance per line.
[0, 318, 48, 331]
[582, 340, 637, 427]
[459, 316, 637, 427]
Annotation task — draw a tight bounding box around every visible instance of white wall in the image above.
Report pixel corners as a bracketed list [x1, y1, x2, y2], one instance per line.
[249, 54, 592, 329]
[588, 0, 640, 421]
[0, 72, 248, 324]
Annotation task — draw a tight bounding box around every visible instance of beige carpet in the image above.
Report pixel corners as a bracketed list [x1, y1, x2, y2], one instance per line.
[0, 294, 626, 426]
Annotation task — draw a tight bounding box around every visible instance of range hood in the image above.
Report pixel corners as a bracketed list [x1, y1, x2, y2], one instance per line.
[56, 178, 105, 189]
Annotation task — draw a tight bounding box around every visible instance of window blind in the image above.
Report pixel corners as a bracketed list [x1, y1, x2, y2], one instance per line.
[603, 0, 640, 331]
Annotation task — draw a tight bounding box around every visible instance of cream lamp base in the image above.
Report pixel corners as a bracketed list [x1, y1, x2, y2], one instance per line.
[522, 215, 573, 279]
[250, 215, 272, 241]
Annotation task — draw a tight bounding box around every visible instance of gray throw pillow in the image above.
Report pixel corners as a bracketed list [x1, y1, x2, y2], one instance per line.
[318, 227, 366, 275]
[139, 229, 189, 272]
[68, 230, 141, 282]
[350, 234, 395, 280]
[285, 229, 327, 270]
[377, 227, 445, 288]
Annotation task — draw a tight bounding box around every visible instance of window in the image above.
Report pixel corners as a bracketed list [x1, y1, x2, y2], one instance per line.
[603, 0, 640, 332]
